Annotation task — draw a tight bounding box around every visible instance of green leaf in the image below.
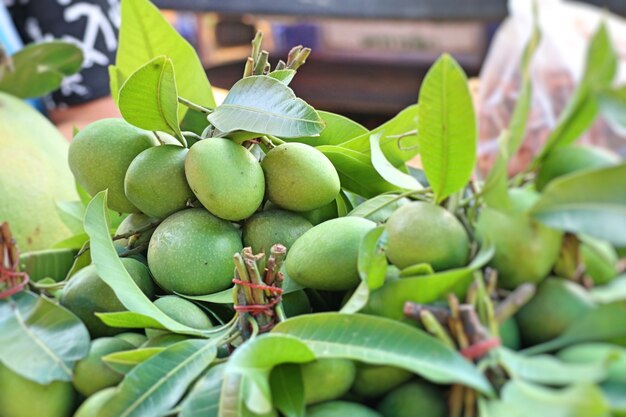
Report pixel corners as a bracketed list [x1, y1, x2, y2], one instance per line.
[590, 274, 626, 304]
[601, 381, 626, 416]
[530, 164, 626, 246]
[84, 191, 218, 336]
[100, 339, 217, 417]
[366, 242, 494, 319]
[118, 56, 183, 143]
[102, 347, 164, 374]
[180, 364, 226, 417]
[370, 133, 422, 190]
[0, 292, 89, 383]
[52, 233, 90, 250]
[558, 343, 626, 384]
[96, 311, 167, 330]
[318, 145, 401, 198]
[64, 241, 91, 280]
[268, 69, 296, 85]
[19, 249, 76, 282]
[273, 313, 492, 394]
[56, 200, 85, 225]
[114, 0, 215, 116]
[285, 111, 366, 146]
[538, 23, 617, 160]
[523, 302, 626, 355]
[109, 65, 125, 103]
[269, 364, 305, 417]
[417, 54, 477, 203]
[0, 41, 82, 98]
[340, 105, 419, 166]
[598, 86, 626, 129]
[208, 76, 324, 138]
[496, 347, 607, 386]
[223, 334, 315, 415]
[347, 194, 409, 223]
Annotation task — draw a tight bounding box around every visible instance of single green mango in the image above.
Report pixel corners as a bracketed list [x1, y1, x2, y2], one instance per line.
[243, 209, 312, 256]
[145, 295, 213, 338]
[516, 278, 595, 346]
[185, 138, 264, 221]
[307, 401, 382, 417]
[125, 145, 194, 219]
[73, 337, 135, 396]
[499, 317, 521, 350]
[378, 382, 447, 417]
[68, 118, 158, 213]
[385, 202, 470, 271]
[300, 200, 339, 225]
[147, 208, 242, 295]
[301, 359, 356, 405]
[74, 387, 116, 417]
[0, 364, 75, 417]
[262, 143, 340, 212]
[282, 290, 312, 317]
[286, 217, 376, 291]
[351, 364, 412, 398]
[60, 258, 155, 337]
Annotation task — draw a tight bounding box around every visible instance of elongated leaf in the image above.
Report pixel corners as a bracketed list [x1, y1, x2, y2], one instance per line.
[103, 347, 164, 374]
[341, 105, 419, 166]
[417, 54, 476, 203]
[114, 0, 215, 115]
[96, 311, 166, 330]
[285, 111, 366, 146]
[538, 23, 617, 159]
[558, 343, 626, 384]
[52, 233, 90, 250]
[348, 194, 408, 223]
[318, 145, 401, 198]
[530, 164, 626, 246]
[590, 274, 626, 304]
[496, 347, 607, 386]
[268, 69, 296, 85]
[84, 191, 216, 336]
[19, 249, 76, 282]
[223, 334, 315, 415]
[180, 364, 226, 417]
[270, 364, 305, 417]
[370, 133, 422, 190]
[273, 313, 492, 394]
[118, 56, 182, 142]
[208, 76, 324, 138]
[598, 86, 626, 129]
[100, 339, 217, 417]
[366, 243, 494, 319]
[0, 292, 89, 383]
[0, 41, 82, 98]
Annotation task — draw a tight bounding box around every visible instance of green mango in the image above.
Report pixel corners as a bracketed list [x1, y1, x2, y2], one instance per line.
[300, 200, 339, 225]
[114, 332, 147, 347]
[60, 258, 155, 337]
[145, 295, 213, 338]
[243, 209, 312, 256]
[0, 92, 79, 251]
[516, 278, 595, 346]
[73, 337, 134, 396]
[74, 387, 116, 417]
[286, 217, 376, 290]
[536, 145, 619, 191]
[386, 202, 470, 271]
[351, 364, 412, 398]
[282, 290, 312, 317]
[124, 145, 194, 219]
[499, 317, 521, 350]
[0, 364, 75, 417]
[147, 208, 242, 295]
[262, 143, 340, 212]
[378, 381, 447, 417]
[302, 359, 356, 405]
[476, 189, 563, 290]
[185, 138, 264, 221]
[68, 118, 158, 213]
[307, 401, 382, 417]
[114, 213, 157, 249]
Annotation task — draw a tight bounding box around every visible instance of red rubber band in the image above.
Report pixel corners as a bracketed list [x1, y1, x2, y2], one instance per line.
[232, 278, 284, 294]
[460, 337, 501, 360]
[0, 268, 29, 299]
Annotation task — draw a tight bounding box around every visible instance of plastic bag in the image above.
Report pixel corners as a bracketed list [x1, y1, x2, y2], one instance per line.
[476, 0, 626, 176]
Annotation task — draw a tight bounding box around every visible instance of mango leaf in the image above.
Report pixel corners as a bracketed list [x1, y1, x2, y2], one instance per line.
[370, 133, 422, 190]
[208, 76, 324, 138]
[340, 105, 419, 166]
[180, 364, 226, 417]
[269, 364, 305, 417]
[100, 339, 217, 417]
[0, 41, 82, 98]
[19, 249, 76, 282]
[602, 381, 626, 416]
[590, 274, 626, 304]
[223, 334, 315, 415]
[496, 347, 607, 386]
[348, 194, 409, 223]
[290, 111, 367, 147]
[96, 311, 167, 330]
[102, 347, 164, 374]
[366, 242, 494, 320]
[118, 56, 183, 143]
[523, 302, 626, 355]
[598, 86, 626, 129]
[84, 191, 220, 336]
[558, 343, 626, 384]
[113, 0, 215, 115]
[530, 164, 626, 246]
[64, 241, 91, 279]
[318, 145, 401, 198]
[52, 233, 90, 250]
[0, 292, 89, 383]
[273, 313, 492, 394]
[268, 69, 296, 85]
[538, 23, 617, 160]
[417, 54, 476, 203]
